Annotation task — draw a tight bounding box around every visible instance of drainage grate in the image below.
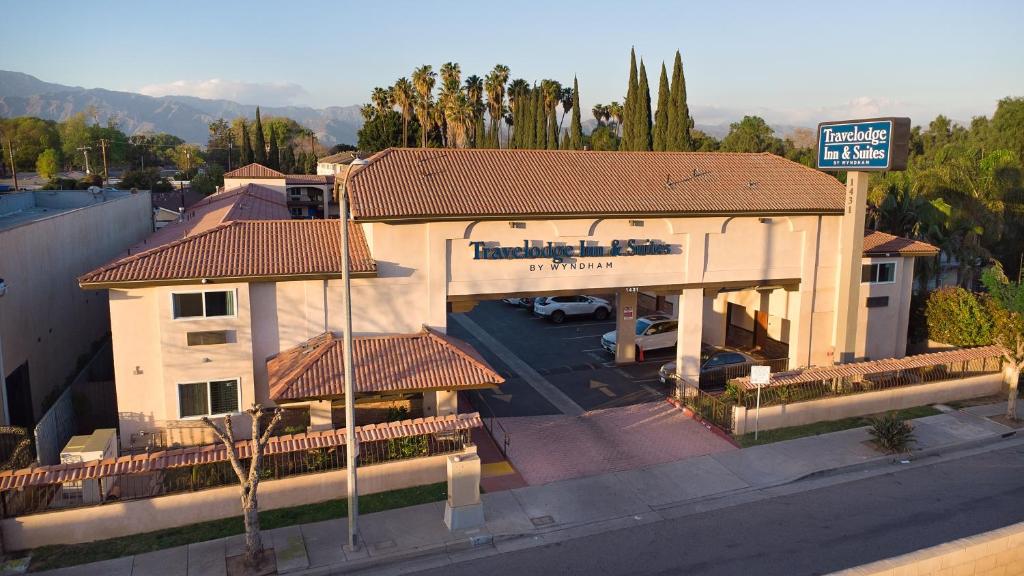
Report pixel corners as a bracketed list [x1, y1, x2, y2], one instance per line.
[530, 515, 555, 527]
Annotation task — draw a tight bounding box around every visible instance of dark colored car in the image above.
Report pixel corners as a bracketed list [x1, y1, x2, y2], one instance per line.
[658, 345, 755, 390]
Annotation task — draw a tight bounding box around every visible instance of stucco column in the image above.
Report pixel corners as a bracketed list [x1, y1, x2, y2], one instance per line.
[674, 287, 704, 389]
[895, 256, 915, 358]
[615, 290, 638, 364]
[308, 400, 333, 431]
[834, 171, 869, 363]
[424, 390, 457, 417]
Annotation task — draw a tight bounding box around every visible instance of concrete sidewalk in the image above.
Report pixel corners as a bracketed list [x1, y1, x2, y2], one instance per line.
[32, 405, 1017, 576]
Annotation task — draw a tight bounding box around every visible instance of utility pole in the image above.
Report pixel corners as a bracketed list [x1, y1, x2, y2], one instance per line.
[5, 139, 17, 191]
[227, 141, 233, 172]
[77, 146, 93, 175]
[99, 139, 109, 186]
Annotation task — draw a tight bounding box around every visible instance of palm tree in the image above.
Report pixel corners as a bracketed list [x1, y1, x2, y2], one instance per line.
[592, 104, 607, 126]
[464, 75, 484, 147]
[485, 64, 510, 148]
[371, 87, 393, 117]
[607, 101, 624, 137]
[437, 62, 462, 147]
[411, 65, 436, 147]
[559, 86, 574, 132]
[359, 104, 375, 122]
[445, 92, 474, 148]
[392, 78, 415, 147]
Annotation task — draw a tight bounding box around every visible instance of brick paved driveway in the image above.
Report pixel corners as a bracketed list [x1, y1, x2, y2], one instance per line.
[498, 401, 737, 485]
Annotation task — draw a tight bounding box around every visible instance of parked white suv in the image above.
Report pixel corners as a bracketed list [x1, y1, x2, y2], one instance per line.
[533, 295, 612, 323]
[601, 315, 676, 356]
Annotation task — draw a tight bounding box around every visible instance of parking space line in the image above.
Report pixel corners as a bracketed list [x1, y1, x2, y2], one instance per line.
[581, 348, 604, 352]
[450, 313, 585, 417]
[563, 335, 603, 340]
[544, 321, 615, 330]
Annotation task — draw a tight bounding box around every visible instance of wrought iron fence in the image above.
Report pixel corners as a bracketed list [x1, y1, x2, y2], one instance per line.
[731, 356, 1003, 409]
[699, 357, 790, 390]
[678, 381, 734, 433]
[0, 429, 471, 518]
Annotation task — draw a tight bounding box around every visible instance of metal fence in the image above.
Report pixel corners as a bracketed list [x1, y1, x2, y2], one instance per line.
[0, 428, 471, 518]
[731, 356, 1003, 409]
[0, 427, 34, 471]
[677, 381, 735, 433]
[33, 387, 75, 466]
[699, 357, 790, 390]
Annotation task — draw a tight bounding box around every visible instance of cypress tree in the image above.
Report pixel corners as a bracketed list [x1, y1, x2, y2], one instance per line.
[570, 76, 583, 150]
[547, 105, 558, 150]
[622, 48, 638, 151]
[253, 107, 267, 165]
[637, 60, 652, 151]
[305, 152, 316, 174]
[534, 88, 546, 149]
[239, 120, 253, 165]
[667, 50, 693, 151]
[266, 127, 280, 170]
[294, 150, 306, 174]
[653, 62, 670, 152]
[280, 145, 295, 173]
[522, 87, 534, 149]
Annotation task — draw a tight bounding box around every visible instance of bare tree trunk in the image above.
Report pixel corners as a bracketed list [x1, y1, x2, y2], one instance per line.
[243, 492, 262, 566]
[1008, 364, 1021, 420]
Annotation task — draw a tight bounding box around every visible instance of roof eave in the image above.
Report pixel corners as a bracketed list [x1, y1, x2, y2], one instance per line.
[350, 208, 846, 224]
[272, 381, 501, 403]
[79, 270, 378, 290]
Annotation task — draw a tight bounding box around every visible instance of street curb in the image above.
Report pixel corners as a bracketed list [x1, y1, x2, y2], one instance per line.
[288, 533, 496, 575]
[790, 428, 1018, 484]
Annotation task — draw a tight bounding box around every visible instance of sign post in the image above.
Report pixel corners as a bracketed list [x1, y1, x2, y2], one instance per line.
[750, 365, 771, 440]
[816, 118, 910, 364]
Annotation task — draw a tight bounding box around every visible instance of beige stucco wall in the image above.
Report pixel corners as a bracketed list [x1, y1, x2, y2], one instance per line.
[829, 520, 1024, 576]
[857, 256, 916, 361]
[1, 445, 474, 550]
[222, 178, 286, 196]
[0, 191, 151, 425]
[112, 283, 257, 449]
[732, 373, 1003, 435]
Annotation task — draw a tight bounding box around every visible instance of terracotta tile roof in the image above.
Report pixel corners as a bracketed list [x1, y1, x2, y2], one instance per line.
[150, 189, 206, 211]
[347, 148, 847, 221]
[268, 329, 505, 401]
[286, 174, 333, 185]
[733, 345, 1005, 389]
[79, 219, 375, 287]
[0, 413, 483, 490]
[223, 163, 286, 179]
[863, 229, 940, 256]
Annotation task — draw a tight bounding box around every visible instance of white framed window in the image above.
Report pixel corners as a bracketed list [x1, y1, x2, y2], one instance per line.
[862, 261, 897, 284]
[178, 379, 240, 418]
[171, 289, 236, 319]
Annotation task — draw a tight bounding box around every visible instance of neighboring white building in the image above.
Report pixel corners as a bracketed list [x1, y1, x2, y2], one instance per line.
[222, 164, 335, 219]
[316, 151, 358, 176]
[0, 190, 152, 427]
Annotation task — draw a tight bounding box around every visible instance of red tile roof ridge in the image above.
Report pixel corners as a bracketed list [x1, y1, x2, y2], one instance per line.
[423, 326, 507, 385]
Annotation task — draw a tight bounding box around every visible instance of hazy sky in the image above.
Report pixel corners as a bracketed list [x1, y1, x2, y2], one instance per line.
[4, 0, 1022, 127]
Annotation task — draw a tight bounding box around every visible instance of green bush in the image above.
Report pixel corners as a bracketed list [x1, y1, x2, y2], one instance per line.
[868, 412, 915, 453]
[925, 287, 994, 346]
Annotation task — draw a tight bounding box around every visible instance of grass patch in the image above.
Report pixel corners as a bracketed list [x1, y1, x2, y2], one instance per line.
[732, 405, 941, 448]
[28, 482, 448, 572]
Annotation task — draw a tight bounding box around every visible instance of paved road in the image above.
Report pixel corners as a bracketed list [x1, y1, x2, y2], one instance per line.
[449, 301, 670, 418]
[409, 443, 1024, 576]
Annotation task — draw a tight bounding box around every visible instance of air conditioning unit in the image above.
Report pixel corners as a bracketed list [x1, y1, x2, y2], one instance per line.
[60, 429, 118, 505]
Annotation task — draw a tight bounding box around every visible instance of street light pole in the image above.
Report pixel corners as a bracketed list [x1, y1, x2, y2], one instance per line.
[338, 156, 368, 551]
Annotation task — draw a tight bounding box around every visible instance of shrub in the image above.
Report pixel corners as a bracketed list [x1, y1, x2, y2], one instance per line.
[925, 287, 994, 346]
[868, 412, 915, 453]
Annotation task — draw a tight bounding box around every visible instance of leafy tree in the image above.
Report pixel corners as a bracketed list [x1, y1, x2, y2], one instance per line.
[252, 107, 266, 165]
[357, 108, 405, 153]
[117, 167, 172, 192]
[266, 127, 280, 170]
[667, 50, 693, 151]
[622, 48, 638, 150]
[653, 63, 670, 152]
[57, 113, 93, 171]
[280, 145, 295, 174]
[588, 125, 619, 151]
[0, 117, 61, 170]
[238, 120, 253, 166]
[981, 266, 1024, 419]
[170, 144, 203, 178]
[925, 286, 993, 346]
[720, 116, 784, 154]
[35, 148, 60, 179]
[636, 59, 652, 151]
[569, 77, 583, 150]
[206, 118, 235, 170]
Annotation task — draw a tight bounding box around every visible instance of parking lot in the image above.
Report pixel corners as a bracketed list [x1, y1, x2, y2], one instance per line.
[449, 300, 736, 485]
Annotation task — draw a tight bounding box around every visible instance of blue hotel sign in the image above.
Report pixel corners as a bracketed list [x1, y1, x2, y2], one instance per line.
[816, 117, 911, 172]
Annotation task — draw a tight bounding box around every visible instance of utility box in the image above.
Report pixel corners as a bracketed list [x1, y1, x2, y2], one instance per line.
[60, 429, 118, 505]
[444, 452, 483, 531]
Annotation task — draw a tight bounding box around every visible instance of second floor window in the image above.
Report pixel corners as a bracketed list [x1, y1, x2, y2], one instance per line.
[861, 262, 896, 284]
[172, 290, 235, 319]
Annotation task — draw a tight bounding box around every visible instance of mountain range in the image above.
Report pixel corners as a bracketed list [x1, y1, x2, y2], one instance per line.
[0, 70, 809, 147]
[0, 71, 364, 146]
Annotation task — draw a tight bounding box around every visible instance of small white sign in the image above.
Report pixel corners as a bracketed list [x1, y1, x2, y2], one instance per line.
[750, 365, 771, 386]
